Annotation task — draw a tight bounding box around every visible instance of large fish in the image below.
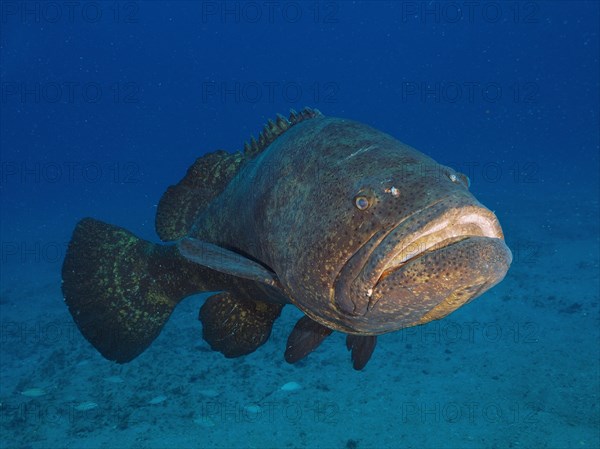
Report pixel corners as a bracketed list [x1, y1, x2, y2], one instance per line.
[61, 108, 512, 370]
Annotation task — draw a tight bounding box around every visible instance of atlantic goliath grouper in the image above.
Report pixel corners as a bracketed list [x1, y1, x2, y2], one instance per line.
[62, 108, 512, 370]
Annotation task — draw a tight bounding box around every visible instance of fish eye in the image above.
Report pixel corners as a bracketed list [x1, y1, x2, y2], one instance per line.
[354, 195, 370, 211]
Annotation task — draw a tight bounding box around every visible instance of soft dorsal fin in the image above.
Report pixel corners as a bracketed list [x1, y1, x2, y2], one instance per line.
[156, 150, 245, 241]
[155, 107, 324, 241]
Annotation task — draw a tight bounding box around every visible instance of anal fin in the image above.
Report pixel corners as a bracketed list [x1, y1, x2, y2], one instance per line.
[199, 292, 282, 358]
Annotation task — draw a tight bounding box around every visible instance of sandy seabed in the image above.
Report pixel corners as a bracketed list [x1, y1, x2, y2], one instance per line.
[1, 188, 598, 449]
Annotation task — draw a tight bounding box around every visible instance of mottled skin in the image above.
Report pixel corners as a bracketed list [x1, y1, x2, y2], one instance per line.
[188, 116, 511, 334]
[61, 109, 511, 369]
[62, 219, 286, 362]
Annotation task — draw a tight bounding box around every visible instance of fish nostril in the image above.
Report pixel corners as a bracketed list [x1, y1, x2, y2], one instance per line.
[384, 186, 401, 197]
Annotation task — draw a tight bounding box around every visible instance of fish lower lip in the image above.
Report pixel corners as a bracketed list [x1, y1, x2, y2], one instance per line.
[374, 235, 471, 285]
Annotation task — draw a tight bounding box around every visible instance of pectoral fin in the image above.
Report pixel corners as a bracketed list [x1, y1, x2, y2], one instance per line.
[346, 335, 377, 370]
[285, 316, 333, 364]
[178, 238, 279, 287]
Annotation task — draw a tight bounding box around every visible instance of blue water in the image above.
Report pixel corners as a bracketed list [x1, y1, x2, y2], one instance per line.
[1, 1, 598, 448]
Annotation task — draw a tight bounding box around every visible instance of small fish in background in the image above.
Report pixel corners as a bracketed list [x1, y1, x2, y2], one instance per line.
[61, 108, 512, 370]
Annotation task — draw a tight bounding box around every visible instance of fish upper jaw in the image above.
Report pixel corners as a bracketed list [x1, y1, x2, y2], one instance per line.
[371, 204, 505, 286]
[332, 198, 512, 332]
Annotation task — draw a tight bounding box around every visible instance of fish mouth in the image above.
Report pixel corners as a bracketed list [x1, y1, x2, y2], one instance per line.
[333, 198, 511, 325]
[373, 206, 504, 286]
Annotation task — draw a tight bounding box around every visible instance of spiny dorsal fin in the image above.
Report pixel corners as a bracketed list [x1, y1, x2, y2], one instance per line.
[156, 108, 324, 241]
[244, 107, 323, 158]
[156, 150, 245, 241]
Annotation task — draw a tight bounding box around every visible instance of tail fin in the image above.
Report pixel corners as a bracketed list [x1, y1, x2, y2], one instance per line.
[61, 218, 205, 363]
